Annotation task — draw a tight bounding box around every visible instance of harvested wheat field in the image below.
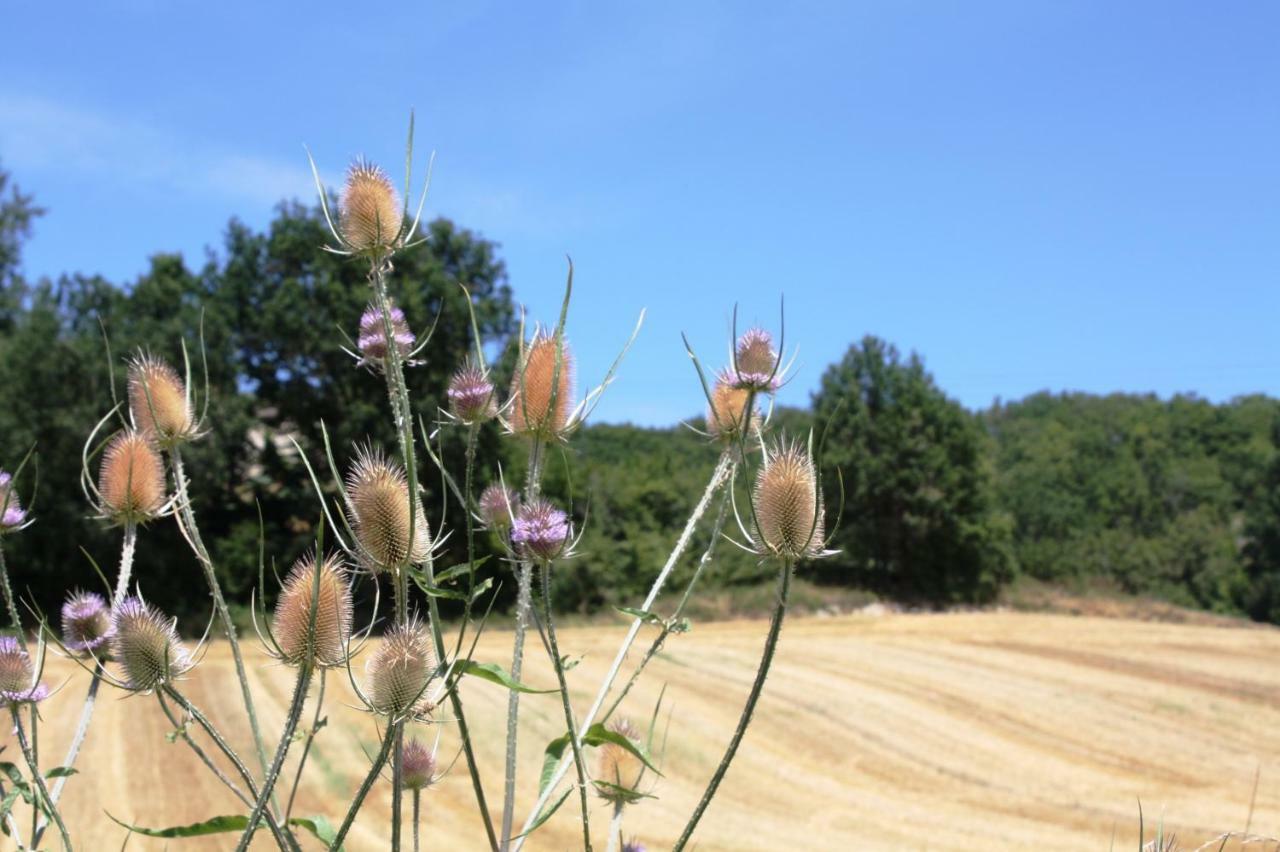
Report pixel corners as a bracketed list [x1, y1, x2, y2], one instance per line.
[9, 609, 1280, 851]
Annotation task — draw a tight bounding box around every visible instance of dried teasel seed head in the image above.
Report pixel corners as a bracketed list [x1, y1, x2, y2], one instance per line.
[478, 483, 519, 531]
[62, 591, 113, 655]
[400, 738, 437, 790]
[345, 447, 431, 571]
[732, 327, 781, 392]
[706, 373, 756, 440]
[0, 471, 27, 533]
[128, 353, 196, 443]
[98, 430, 166, 523]
[272, 553, 353, 668]
[0, 637, 48, 704]
[752, 438, 826, 561]
[508, 333, 574, 438]
[366, 620, 434, 717]
[595, 717, 645, 804]
[111, 597, 192, 691]
[357, 299, 415, 364]
[511, 499, 571, 563]
[447, 360, 497, 424]
[340, 160, 403, 253]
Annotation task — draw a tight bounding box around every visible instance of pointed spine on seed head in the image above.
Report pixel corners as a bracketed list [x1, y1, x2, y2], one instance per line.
[340, 159, 404, 254]
[751, 437, 827, 561]
[110, 596, 192, 692]
[508, 332, 574, 439]
[0, 471, 27, 533]
[706, 372, 756, 441]
[61, 590, 113, 655]
[357, 298, 415, 365]
[511, 499, 571, 563]
[345, 446, 431, 572]
[366, 620, 434, 718]
[0, 637, 48, 704]
[272, 553, 353, 669]
[98, 429, 166, 524]
[594, 717, 646, 805]
[447, 359, 497, 425]
[478, 483, 519, 531]
[400, 738, 438, 790]
[128, 352, 197, 444]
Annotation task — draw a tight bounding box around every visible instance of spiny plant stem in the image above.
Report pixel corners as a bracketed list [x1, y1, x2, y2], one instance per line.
[285, 669, 326, 822]
[514, 450, 735, 846]
[454, 423, 480, 659]
[540, 567, 593, 852]
[29, 707, 39, 840]
[112, 521, 137, 603]
[167, 447, 272, 803]
[413, 788, 422, 852]
[329, 729, 396, 851]
[392, 723, 404, 851]
[33, 660, 105, 847]
[500, 440, 544, 850]
[672, 561, 793, 851]
[11, 705, 72, 852]
[0, 543, 24, 642]
[237, 665, 314, 851]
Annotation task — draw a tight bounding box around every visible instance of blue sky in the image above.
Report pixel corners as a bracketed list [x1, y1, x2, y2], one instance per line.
[2, 2, 1277, 426]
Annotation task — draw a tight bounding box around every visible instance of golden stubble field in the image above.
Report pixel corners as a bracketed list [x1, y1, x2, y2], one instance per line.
[5, 610, 1280, 851]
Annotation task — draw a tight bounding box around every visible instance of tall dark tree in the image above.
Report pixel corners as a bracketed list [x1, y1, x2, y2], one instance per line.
[812, 336, 1013, 603]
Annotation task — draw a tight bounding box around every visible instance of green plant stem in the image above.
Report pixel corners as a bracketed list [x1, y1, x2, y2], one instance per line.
[168, 447, 272, 804]
[413, 788, 422, 852]
[285, 669, 326, 822]
[11, 704, 71, 852]
[112, 521, 137, 603]
[453, 423, 480, 660]
[0, 543, 24, 641]
[514, 450, 735, 847]
[237, 665, 313, 851]
[392, 723, 404, 851]
[539, 567, 592, 852]
[156, 691, 253, 807]
[28, 706, 39, 840]
[672, 561, 792, 851]
[329, 728, 396, 851]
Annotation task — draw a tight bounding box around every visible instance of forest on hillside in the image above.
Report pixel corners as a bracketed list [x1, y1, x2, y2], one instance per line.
[3, 164, 1280, 627]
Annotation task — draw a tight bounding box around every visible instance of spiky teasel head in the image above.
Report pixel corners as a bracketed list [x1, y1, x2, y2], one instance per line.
[366, 620, 434, 718]
[750, 437, 828, 561]
[357, 298, 415, 366]
[128, 353, 197, 444]
[511, 499, 571, 563]
[345, 447, 431, 572]
[0, 637, 48, 704]
[62, 591, 113, 655]
[621, 841, 646, 852]
[0, 471, 27, 533]
[340, 160, 404, 255]
[595, 717, 646, 805]
[706, 373, 757, 441]
[732, 327, 784, 392]
[97, 429, 167, 524]
[508, 333, 574, 439]
[447, 360, 497, 425]
[111, 597, 192, 692]
[271, 553, 353, 669]
[478, 483, 519, 531]
[400, 738, 439, 790]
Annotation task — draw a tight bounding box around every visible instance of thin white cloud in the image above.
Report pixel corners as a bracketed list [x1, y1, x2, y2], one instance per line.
[0, 92, 322, 207]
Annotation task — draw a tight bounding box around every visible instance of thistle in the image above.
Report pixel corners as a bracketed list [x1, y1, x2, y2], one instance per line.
[447, 359, 497, 425]
[706, 373, 756, 441]
[0, 637, 48, 704]
[111, 597, 192, 691]
[594, 718, 645, 805]
[400, 738, 439, 791]
[732, 327, 783, 392]
[98, 429, 167, 524]
[508, 333, 574, 439]
[357, 298, 415, 365]
[345, 447, 431, 571]
[340, 160, 404, 254]
[0, 471, 26, 533]
[750, 437, 827, 561]
[61, 590, 113, 655]
[366, 620, 434, 718]
[271, 553, 353, 669]
[128, 353, 197, 444]
[511, 499, 571, 563]
[478, 482, 519, 531]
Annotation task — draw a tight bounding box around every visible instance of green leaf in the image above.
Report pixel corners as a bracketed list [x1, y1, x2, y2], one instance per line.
[433, 557, 490, 586]
[457, 660, 557, 694]
[0, 788, 21, 832]
[290, 815, 341, 849]
[614, 605, 663, 626]
[591, 778, 656, 804]
[538, 734, 570, 797]
[105, 812, 251, 837]
[468, 576, 495, 603]
[581, 723, 663, 776]
[44, 766, 78, 779]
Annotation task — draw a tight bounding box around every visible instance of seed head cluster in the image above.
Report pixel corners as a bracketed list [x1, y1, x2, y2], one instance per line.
[357, 299, 415, 363]
[508, 334, 574, 438]
[0, 637, 48, 704]
[111, 597, 192, 691]
[128, 354, 196, 443]
[346, 447, 431, 571]
[732, 327, 781, 392]
[400, 738, 438, 790]
[752, 439, 825, 560]
[0, 471, 25, 532]
[272, 553, 353, 668]
[366, 620, 434, 717]
[340, 160, 403, 253]
[62, 591, 113, 655]
[99, 429, 167, 523]
[595, 717, 645, 804]
[706, 373, 756, 440]
[447, 360, 497, 424]
[512, 499, 571, 562]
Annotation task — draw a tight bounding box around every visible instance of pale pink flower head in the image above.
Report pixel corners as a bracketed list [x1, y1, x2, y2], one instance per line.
[400, 738, 438, 791]
[447, 360, 497, 424]
[0, 472, 26, 532]
[478, 483, 519, 531]
[732, 327, 782, 392]
[0, 637, 48, 704]
[357, 299, 415, 364]
[61, 591, 113, 655]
